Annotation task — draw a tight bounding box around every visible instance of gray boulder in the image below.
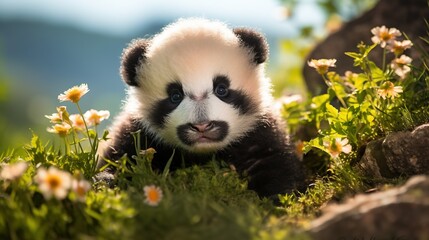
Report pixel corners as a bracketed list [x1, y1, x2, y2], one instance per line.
[308, 175, 429, 239]
[359, 124, 429, 179]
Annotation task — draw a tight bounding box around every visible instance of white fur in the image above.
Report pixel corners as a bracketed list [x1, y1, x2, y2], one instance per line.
[121, 18, 274, 152]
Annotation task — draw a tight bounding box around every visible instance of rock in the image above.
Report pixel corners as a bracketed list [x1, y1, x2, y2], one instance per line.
[308, 175, 429, 239]
[303, 0, 429, 96]
[383, 124, 429, 176]
[359, 138, 395, 179]
[359, 124, 429, 179]
[92, 170, 116, 188]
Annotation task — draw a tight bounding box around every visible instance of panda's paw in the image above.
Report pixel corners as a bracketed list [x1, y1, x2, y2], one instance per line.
[92, 171, 116, 188]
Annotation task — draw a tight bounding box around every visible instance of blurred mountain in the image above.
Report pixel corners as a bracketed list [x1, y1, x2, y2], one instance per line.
[0, 18, 170, 111]
[0, 18, 168, 150]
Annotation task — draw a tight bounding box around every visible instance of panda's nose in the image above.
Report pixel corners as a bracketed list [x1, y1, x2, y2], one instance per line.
[190, 122, 214, 132]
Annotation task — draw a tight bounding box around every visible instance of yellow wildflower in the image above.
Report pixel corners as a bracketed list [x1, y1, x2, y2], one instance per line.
[143, 185, 163, 206]
[47, 123, 71, 137]
[390, 55, 412, 79]
[324, 138, 352, 159]
[71, 178, 91, 202]
[69, 114, 86, 131]
[58, 83, 89, 103]
[45, 112, 62, 124]
[307, 59, 337, 75]
[84, 109, 110, 126]
[295, 140, 305, 160]
[371, 26, 401, 48]
[0, 161, 28, 181]
[140, 148, 157, 162]
[34, 166, 72, 200]
[377, 81, 403, 100]
[45, 106, 72, 125]
[386, 40, 413, 56]
[56, 106, 72, 125]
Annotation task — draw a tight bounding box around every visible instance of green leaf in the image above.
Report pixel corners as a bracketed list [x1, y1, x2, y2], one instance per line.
[356, 89, 368, 104]
[162, 149, 175, 179]
[101, 129, 109, 140]
[326, 103, 338, 118]
[87, 129, 97, 139]
[338, 108, 352, 122]
[345, 42, 377, 68]
[368, 61, 385, 83]
[311, 94, 329, 108]
[344, 51, 360, 59]
[305, 137, 328, 155]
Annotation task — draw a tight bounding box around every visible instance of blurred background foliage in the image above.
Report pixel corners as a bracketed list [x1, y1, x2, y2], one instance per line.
[0, 62, 39, 153]
[0, 0, 376, 152]
[272, 0, 376, 97]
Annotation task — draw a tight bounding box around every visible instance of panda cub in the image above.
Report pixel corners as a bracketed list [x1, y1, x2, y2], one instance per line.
[96, 18, 305, 198]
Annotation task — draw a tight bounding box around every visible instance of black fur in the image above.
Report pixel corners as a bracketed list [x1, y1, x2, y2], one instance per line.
[222, 114, 306, 197]
[149, 82, 184, 127]
[233, 28, 269, 64]
[120, 39, 150, 87]
[97, 113, 306, 199]
[212, 75, 256, 115]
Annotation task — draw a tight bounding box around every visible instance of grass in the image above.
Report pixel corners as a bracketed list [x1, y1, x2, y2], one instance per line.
[0, 134, 313, 240]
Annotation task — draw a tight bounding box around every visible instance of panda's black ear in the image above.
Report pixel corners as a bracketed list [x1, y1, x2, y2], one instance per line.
[120, 39, 150, 87]
[233, 28, 268, 64]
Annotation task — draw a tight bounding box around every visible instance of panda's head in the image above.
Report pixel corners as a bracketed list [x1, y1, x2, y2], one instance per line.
[121, 18, 272, 153]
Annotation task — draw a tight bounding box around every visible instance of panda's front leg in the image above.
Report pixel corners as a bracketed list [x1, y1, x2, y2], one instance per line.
[93, 116, 142, 186]
[229, 147, 305, 199]
[223, 119, 306, 199]
[245, 152, 305, 199]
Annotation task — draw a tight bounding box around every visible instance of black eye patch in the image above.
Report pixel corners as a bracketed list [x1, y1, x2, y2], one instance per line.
[212, 75, 256, 115]
[168, 83, 184, 104]
[149, 82, 184, 127]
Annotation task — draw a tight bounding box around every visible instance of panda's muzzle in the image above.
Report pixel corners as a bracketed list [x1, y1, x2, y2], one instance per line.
[177, 120, 229, 146]
[189, 122, 214, 132]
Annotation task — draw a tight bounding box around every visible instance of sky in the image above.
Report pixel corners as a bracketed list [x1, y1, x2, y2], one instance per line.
[0, 0, 325, 37]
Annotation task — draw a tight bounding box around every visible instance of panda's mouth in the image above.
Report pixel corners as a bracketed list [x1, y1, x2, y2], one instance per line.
[176, 121, 229, 146]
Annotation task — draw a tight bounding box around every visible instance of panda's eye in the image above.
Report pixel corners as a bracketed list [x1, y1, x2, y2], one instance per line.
[214, 84, 229, 98]
[170, 90, 183, 103]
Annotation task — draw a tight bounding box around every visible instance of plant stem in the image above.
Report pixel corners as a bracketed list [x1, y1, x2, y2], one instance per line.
[63, 137, 70, 155]
[75, 102, 95, 155]
[322, 74, 347, 108]
[70, 128, 80, 153]
[382, 48, 387, 72]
